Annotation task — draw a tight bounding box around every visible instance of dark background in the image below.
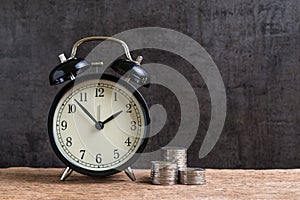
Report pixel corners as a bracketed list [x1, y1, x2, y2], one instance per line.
[0, 0, 299, 169]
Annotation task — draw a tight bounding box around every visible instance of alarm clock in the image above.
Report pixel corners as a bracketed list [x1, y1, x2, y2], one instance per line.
[48, 36, 150, 181]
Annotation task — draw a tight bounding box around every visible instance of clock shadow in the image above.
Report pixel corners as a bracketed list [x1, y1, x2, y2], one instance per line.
[1, 168, 151, 185]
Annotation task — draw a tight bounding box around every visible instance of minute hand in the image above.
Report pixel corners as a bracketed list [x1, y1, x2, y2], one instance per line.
[102, 110, 123, 125]
[74, 99, 98, 124]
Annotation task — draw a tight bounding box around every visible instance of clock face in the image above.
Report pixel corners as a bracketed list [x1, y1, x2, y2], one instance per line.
[48, 74, 149, 176]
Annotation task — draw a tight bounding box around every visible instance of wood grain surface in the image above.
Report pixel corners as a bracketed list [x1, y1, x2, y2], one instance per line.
[0, 168, 300, 199]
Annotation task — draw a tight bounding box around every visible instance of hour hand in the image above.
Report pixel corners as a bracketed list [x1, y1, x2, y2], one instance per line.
[102, 110, 123, 125]
[74, 99, 98, 124]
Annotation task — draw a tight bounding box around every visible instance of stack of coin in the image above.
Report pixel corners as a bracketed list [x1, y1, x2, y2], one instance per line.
[179, 168, 206, 185]
[161, 147, 187, 171]
[150, 161, 178, 185]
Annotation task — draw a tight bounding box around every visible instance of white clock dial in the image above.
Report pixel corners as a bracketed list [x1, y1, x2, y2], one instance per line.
[50, 77, 148, 172]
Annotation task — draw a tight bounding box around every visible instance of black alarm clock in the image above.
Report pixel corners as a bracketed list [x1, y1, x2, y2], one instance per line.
[48, 36, 150, 181]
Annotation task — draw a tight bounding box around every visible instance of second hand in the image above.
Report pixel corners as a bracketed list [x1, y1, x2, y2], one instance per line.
[97, 105, 101, 121]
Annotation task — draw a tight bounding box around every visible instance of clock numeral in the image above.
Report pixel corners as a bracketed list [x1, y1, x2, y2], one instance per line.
[95, 88, 104, 97]
[114, 149, 120, 159]
[66, 137, 72, 147]
[131, 121, 137, 131]
[114, 92, 118, 101]
[61, 120, 67, 130]
[125, 137, 132, 146]
[80, 92, 87, 102]
[96, 153, 102, 163]
[80, 150, 85, 159]
[126, 104, 132, 113]
[68, 104, 76, 113]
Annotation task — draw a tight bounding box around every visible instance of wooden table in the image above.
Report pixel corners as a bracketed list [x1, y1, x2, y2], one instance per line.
[0, 168, 300, 199]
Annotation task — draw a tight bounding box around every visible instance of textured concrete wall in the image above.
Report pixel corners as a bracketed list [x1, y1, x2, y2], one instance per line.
[0, 0, 299, 168]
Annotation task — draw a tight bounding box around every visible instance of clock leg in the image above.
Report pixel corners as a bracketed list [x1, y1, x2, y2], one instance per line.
[124, 167, 136, 181]
[60, 167, 73, 181]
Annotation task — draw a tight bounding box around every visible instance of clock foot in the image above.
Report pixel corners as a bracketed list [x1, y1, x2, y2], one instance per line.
[60, 167, 73, 181]
[124, 167, 136, 181]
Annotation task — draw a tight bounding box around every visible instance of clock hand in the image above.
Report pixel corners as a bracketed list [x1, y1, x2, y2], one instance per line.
[74, 99, 98, 124]
[97, 105, 101, 121]
[102, 110, 123, 125]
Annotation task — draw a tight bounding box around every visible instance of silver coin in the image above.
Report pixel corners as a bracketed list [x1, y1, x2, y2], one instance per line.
[161, 147, 187, 171]
[179, 168, 206, 185]
[150, 161, 178, 185]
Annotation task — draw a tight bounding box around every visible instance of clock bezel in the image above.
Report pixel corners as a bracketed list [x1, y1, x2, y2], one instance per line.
[48, 73, 150, 177]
